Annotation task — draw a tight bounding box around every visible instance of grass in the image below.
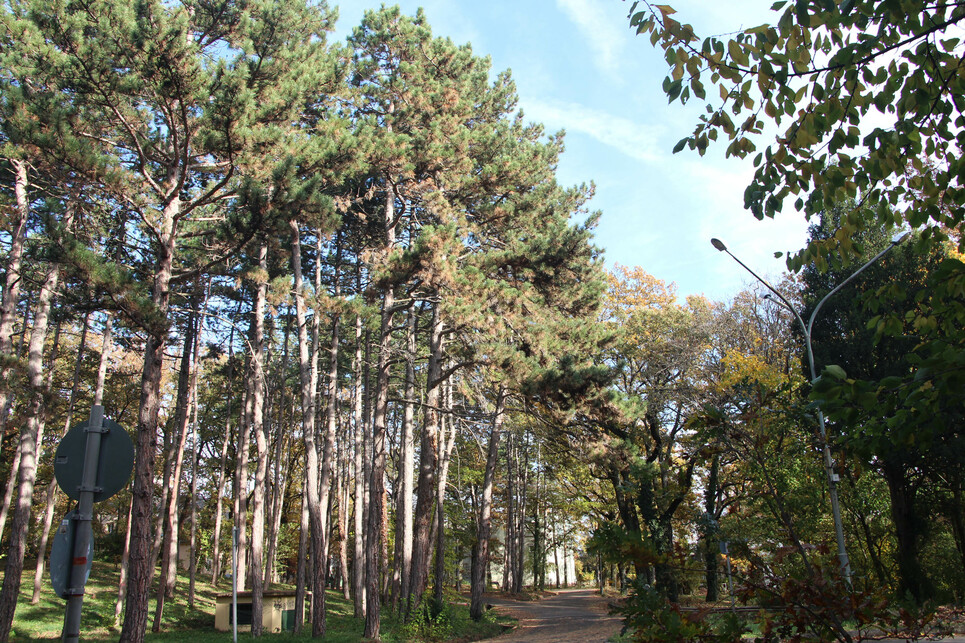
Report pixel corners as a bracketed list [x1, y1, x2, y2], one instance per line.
[7, 559, 512, 642]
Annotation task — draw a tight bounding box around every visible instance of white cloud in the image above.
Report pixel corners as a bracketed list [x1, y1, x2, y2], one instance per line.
[522, 99, 663, 162]
[555, 0, 627, 77]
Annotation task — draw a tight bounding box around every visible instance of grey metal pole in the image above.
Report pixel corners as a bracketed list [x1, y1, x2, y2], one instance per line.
[232, 526, 238, 643]
[61, 405, 105, 643]
[721, 541, 735, 612]
[710, 236, 904, 586]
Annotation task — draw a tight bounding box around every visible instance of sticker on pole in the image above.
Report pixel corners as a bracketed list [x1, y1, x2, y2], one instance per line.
[49, 511, 93, 599]
[54, 418, 134, 502]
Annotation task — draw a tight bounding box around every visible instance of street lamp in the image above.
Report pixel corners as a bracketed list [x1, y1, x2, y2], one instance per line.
[710, 233, 909, 585]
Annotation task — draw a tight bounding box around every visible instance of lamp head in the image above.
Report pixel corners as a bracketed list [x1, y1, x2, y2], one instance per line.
[891, 231, 911, 245]
[711, 238, 727, 252]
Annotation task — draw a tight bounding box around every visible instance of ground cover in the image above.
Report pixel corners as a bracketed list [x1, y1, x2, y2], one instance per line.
[4, 561, 510, 642]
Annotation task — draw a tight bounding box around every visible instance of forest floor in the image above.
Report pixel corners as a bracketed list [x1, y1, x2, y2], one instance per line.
[482, 588, 622, 643]
[5, 559, 508, 642]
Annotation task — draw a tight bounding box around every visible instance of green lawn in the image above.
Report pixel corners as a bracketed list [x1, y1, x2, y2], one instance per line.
[8, 561, 511, 642]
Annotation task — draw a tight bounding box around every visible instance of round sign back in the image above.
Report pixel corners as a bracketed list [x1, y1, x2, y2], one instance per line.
[54, 418, 134, 502]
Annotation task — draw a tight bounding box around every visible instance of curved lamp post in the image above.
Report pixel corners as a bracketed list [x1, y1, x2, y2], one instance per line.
[710, 233, 909, 586]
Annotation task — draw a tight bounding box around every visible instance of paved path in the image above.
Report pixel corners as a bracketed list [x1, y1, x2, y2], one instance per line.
[485, 589, 622, 643]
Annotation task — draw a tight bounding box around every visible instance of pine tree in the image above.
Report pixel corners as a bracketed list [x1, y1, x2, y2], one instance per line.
[0, 1, 337, 639]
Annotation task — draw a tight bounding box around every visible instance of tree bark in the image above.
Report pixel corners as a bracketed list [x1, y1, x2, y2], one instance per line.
[294, 483, 309, 634]
[0, 445, 21, 551]
[291, 221, 327, 636]
[153, 289, 201, 631]
[233, 358, 251, 592]
[114, 496, 134, 627]
[188, 333, 201, 608]
[31, 312, 91, 603]
[265, 314, 292, 586]
[248, 244, 269, 636]
[313, 235, 342, 628]
[392, 305, 417, 610]
[470, 388, 505, 620]
[120, 194, 179, 643]
[337, 399, 351, 600]
[408, 302, 444, 614]
[552, 519, 560, 588]
[884, 458, 931, 602]
[503, 432, 514, 593]
[433, 372, 457, 608]
[513, 435, 529, 594]
[0, 223, 65, 642]
[352, 307, 366, 618]
[265, 425, 289, 585]
[364, 184, 399, 638]
[0, 159, 30, 453]
[210, 320, 237, 585]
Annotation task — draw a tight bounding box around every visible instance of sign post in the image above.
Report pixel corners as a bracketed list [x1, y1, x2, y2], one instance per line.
[232, 526, 239, 643]
[53, 406, 133, 642]
[62, 405, 104, 643]
[720, 540, 735, 612]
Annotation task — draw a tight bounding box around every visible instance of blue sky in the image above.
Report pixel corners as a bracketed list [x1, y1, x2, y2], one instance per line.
[332, 1, 811, 301]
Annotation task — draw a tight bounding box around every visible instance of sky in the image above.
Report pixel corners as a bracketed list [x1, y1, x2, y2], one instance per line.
[330, 0, 812, 302]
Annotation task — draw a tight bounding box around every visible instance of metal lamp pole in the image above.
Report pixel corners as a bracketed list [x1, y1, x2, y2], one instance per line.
[710, 233, 908, 586]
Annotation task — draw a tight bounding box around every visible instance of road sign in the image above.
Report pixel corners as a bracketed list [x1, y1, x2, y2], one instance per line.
[49, 511, 93, 599]
[54, 417, 134, 502]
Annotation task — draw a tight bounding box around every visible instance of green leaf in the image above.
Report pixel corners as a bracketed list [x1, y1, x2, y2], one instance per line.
[824, 364, 847, 380]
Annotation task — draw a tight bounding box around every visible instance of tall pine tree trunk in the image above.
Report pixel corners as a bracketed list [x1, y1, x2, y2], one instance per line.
[408, 302, 444, 614]
[0, 446, 21, 547]
[114, 496, 133, 627]
[188, 343, 201, 607]
[314, 236, 342, 632]
[433, 373, 456, 608]
[265, 315, 292, 586]
[470, 388, 505, 620]
[352, 307, 366, 618]
[248, 244, 269, 635]
[0, 159, 29, 456]
[265, 374, 291, 586]
[31, 313, 91, 603]
[290, 221, 327, 636]
[210, 321, 236, 585]
[364, 180, 399, 640]
[337, 401, 351, 600]
[120, 196, 179, 643]
[187, 281, 209, 606]
[153, 290, 201, 631]
[294, 483, 309, 634]
[0, 219, 66, 642]
[233, 361, 252, 592]
[513, 436, 529, 594]
[392, 305, 417, 610]
[503, 432, 514, 593]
